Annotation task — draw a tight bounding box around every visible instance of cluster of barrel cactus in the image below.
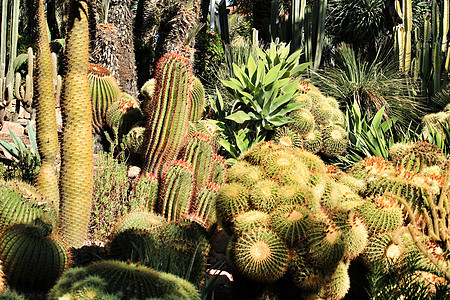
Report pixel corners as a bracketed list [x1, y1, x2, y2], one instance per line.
[215, 138, 449, 299]
[272, 82, 349, 158]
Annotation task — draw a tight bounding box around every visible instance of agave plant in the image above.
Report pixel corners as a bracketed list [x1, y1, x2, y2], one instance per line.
[0, 121, 40, 182]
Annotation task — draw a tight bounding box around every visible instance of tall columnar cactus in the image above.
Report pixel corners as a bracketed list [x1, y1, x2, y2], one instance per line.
[189, 77, 205, 122]
[0, 220, 71, 292]
[133, 173, 159, 211]
[58, 0, 93, 248]
[141, 52, 193, 177]
[160, 160, 195, 221]
[33, 0, 60, 207]
[88, 63, 122, 133]
[190, 182, 220, 229]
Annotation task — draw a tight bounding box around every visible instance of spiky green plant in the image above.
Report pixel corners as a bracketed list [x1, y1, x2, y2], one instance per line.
[88, 63, 122, 133]
[249, 179, 280, 213]
[33, 0, 59, 206]
[272, 126, 303, 148]
[189, 77, 205, 121]
[159, 160, 194, 221]
[58, 0, 93, 248]
[318, 260, 351, 300]
[178, 133, 214, 191]
[106, 92, 144, 139]
[321, 124, 349, 157]
[269, 204, 311, 246]
[211, 153, 228, 186]
[312, 43, 424, 128]
[288, 108, 316, 136]
[0, 219, 71, 292]
[141, 52, 193, 177]
[0, 183, 56, 232]
[234, 210, 270, 235]
[190, 182, 220, 229]
[122, 126, 146, 154]
[133, 173, 159, 211]
[233, 228, 289, 282]
[81, 261, 200, 299]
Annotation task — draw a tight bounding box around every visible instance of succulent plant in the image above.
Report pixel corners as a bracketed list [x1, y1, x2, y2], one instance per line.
[233, 228, 289, 282]
[0, 290, 26, 299]
[226, 160, 265, 187]
[189, 77, 205, 122]
[269, 204, 311, 246]
[362, 233, 404, 272]
[0, 219, 71, 292]
[318, 260, 350, 300]
[321, 125, 349, 157]
[272, 127, 303, 148]
[261, 149, 299, 178]
[289, 247, 328, 292]
[141, 53, 193, 177]
[302, 129, 323, 154]
[87, 63, 122, 133]
[106, 92, 144, 139]
[234, 210, 270, 236]
[190, 182, 220, 229]
[0, 263, 5, 293]
[288, 109, 316, 136]
[357, 195, 404, 235]
[215, 182, 250, 236]
[211, 153, 228, 186]
[140, 78, 156, 116]
[159, 160, 194, 221]
[85, 261, 200, 299]
[133, 173, 159, 211]
[122, 126, 146, 154]
[249, 179, 281, 213]
[0, 183, 56, 232]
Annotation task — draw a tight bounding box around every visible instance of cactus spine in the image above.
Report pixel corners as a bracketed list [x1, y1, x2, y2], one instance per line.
[58, 0, 93, 248]
[33, 0, 60, 207]
[141, 53, 193, 177]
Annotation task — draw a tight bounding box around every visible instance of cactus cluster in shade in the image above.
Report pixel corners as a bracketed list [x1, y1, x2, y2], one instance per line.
[48, 261, 200, 300]
[272, 82, 348, 158]
[214, 140, 450, 299]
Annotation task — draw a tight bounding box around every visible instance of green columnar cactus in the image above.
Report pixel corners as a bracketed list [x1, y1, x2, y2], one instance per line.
[273, 127, 303, 148]
[233, 228, 289, 282]
[191, 182, 220, 229]
[133, 173, 159, 211]
[58, 0, 94, 248]
[160, 160, 194, 221]
[211, 153, 227, 186]
[33, 0, 60, 207]
[106, 92, 144, 139]
[178, 133, 214, 191]
[87, 63, 122, 133]
[0, 220, 71, 292]
[189, 77, 205, 121]
[85, 261, 201, 299]
[141, 52, 193, 177]
[0, 184, 56, 231]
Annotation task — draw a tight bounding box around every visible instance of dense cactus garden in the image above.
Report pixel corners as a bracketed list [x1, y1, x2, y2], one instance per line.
[0, 0, 449, 299]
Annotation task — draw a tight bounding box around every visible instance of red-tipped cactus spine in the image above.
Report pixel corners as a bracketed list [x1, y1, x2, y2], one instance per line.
[141, 52, 193, 177]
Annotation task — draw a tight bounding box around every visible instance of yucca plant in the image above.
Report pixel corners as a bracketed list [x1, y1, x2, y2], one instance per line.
[312, 43, 424, 128]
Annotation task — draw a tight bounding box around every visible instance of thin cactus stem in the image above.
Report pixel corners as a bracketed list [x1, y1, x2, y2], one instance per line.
[34, 0, 60, 207]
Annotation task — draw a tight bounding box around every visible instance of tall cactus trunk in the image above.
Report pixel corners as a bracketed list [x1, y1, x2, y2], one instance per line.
[33, 0, 60, 207]
[58, 0, 93, 248]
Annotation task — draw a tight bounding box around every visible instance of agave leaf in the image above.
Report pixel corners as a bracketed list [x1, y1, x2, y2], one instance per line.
[226, 111, 253, 123]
